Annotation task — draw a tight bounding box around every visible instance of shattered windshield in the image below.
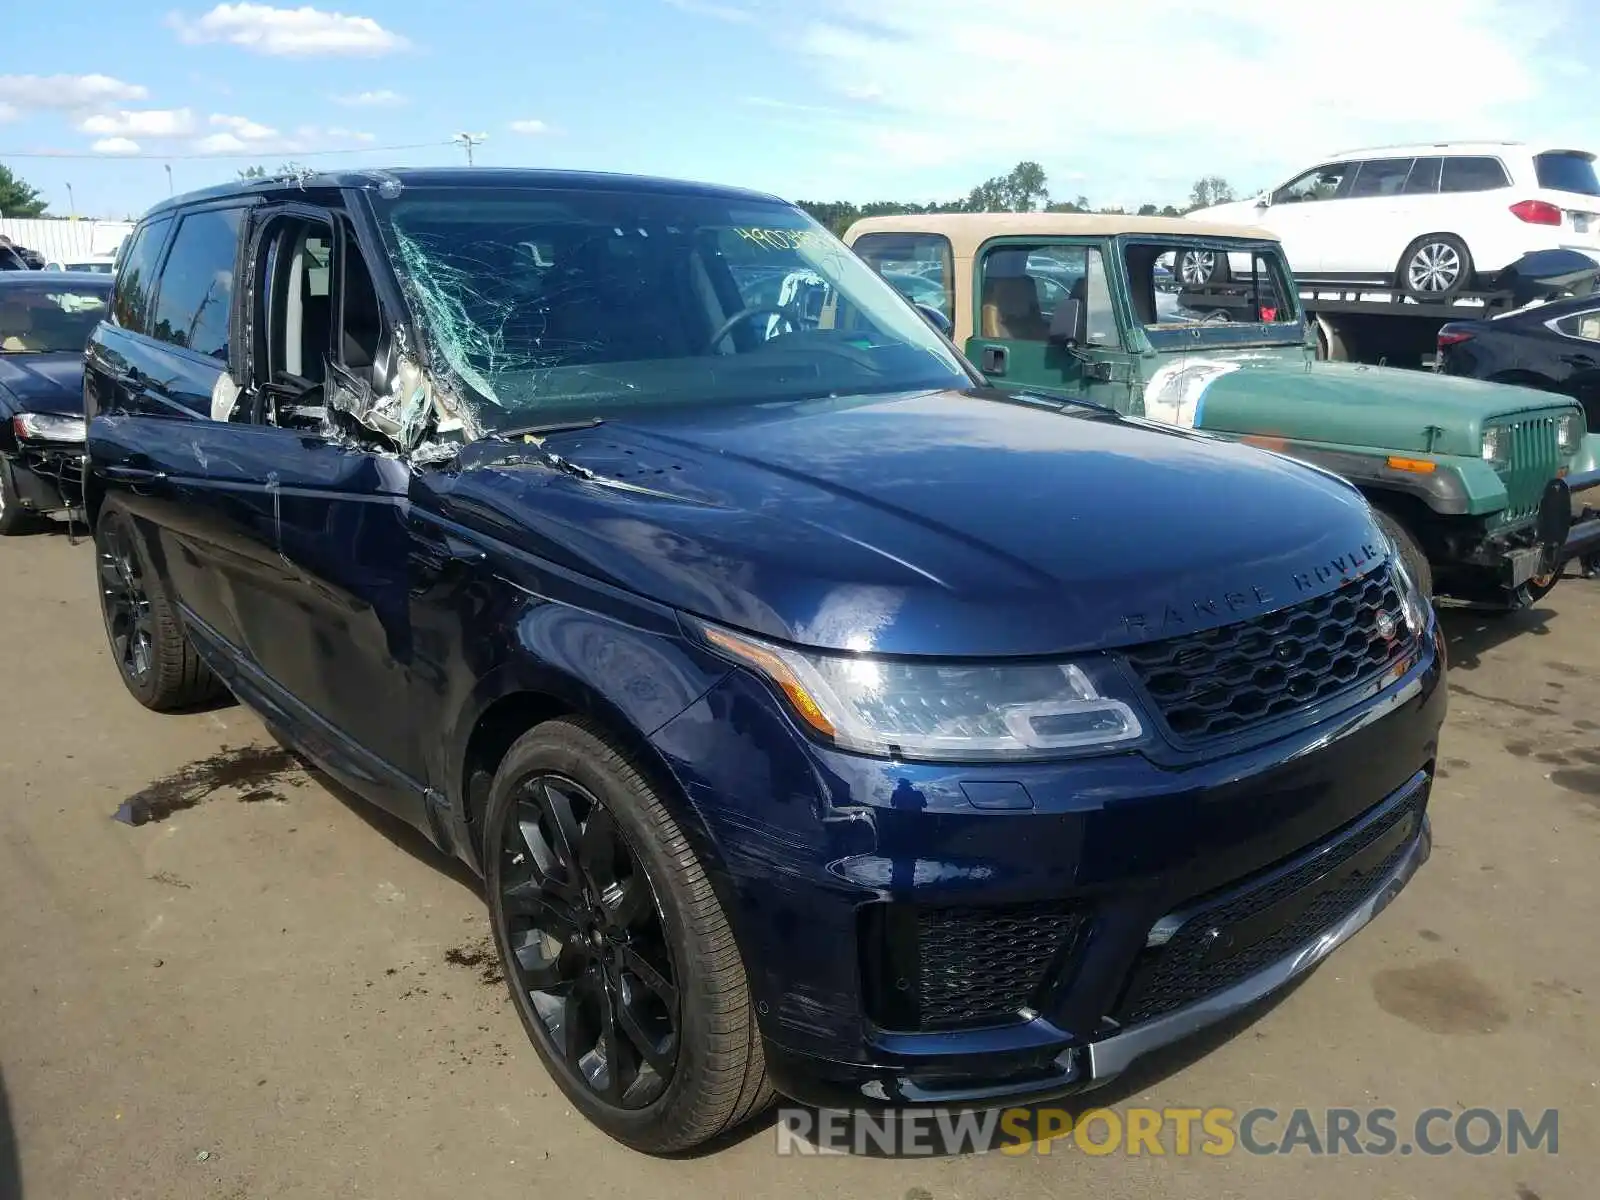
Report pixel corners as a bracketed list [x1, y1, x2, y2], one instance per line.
[1132, 241, 1301, 345]
[369, 187, 970, 431]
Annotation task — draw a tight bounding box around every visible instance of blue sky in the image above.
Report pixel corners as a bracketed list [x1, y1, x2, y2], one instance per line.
[0, 0, 1593, 219]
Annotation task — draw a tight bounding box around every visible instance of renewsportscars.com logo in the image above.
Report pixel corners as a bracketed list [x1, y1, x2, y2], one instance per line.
[775, 1105, 1560, 1158]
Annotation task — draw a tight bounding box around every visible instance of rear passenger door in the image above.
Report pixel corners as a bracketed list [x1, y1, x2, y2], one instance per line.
[1320, 157, 1416, 278]
[86, 201, 256, 647]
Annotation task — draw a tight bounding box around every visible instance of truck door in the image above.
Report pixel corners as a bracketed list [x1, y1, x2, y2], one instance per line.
[963, 241, 1132, 409]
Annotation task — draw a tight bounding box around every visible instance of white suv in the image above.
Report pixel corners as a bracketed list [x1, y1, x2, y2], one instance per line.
[1183, 142, 1600, 297]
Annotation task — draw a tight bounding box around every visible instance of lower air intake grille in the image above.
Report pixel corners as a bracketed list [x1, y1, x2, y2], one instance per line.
[917, 902, 1084, 1027]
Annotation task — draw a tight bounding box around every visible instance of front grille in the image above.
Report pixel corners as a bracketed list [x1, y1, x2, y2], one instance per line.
[1490, 415, 1561, 524]
[1114, 780, 1428, 1026]
[1124, 566, 1411, 742]
[862, 900, 1087, 1031]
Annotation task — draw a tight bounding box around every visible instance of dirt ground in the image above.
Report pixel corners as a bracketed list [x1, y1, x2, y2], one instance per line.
[1, 523, 1596, 1200]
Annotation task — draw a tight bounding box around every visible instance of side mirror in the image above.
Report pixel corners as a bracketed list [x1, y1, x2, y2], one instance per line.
[1048, 298, 1085, 346]
[1255, 192, 1271, 208]
[915, 303, 953, 337]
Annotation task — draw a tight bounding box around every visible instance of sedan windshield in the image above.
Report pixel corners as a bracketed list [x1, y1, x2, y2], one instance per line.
[0, 283, 111, 353]
[369, 187, 972, 431]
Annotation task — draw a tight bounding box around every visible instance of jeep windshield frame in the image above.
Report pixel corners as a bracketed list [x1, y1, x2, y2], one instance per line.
[364, 185, 977, 434]
[1119, 236, 1307, 353]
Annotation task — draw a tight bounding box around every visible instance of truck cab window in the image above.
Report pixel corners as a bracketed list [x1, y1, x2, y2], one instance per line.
[978, 244, 1117, 348]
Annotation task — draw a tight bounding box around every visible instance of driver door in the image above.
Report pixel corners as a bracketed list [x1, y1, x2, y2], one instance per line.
[963, 240, 1134, 410]
[209, 203, 428, 822]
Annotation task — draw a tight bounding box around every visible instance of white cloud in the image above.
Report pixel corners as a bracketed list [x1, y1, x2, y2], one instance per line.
[773, 0, 1569, 203]
[664, 0, 757, 20]
[0, 103, 16, 123]
[194, 132, 250, 153]
[210, 112, 279, 139]
[508, 119, 549, 135]
[187, 122, 375, 155]
[0, 74, 148, 111]
[332, 88, 404, 106]
[80, 108, 196, 137]
[170, 3, 409, 56]
[91, 137, 142, 155]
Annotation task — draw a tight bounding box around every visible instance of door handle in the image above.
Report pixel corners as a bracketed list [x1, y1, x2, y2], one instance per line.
[981, 346, 1009, 375]
[99, 464, 167, 483]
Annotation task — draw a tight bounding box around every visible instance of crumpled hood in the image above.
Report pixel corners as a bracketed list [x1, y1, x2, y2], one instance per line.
[0, 352, 85, 416]
[1188, 355, 1582, 457]
[444, 388, 1388, 657]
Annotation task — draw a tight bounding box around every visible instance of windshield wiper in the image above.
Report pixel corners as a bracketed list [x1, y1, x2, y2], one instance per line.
[495, 416, 605, 440]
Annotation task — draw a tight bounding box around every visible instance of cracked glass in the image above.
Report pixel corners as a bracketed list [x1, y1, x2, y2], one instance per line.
[369, 186, 970, 432]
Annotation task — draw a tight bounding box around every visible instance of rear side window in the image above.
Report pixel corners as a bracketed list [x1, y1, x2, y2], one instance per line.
[1440, 156, 1511, 193]
[1349, 158, 1415, 198]
[150, 207, 245, 360]
[111, 218, 172, 333]
[1556, 310, 1600, 341]
[852, 232, 954, 320]
[1534, 152, 1600, 197]
[1403, 157, 1443, 194]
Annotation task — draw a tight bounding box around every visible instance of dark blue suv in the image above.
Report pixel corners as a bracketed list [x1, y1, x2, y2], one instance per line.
[85, 168, 1445, 1153]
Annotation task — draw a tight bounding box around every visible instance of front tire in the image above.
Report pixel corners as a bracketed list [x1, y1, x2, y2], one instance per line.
[484, 717, 772, 1153]
[94, 499, 224, 710]
[1399, 234, 1473, 298]
[1176, 247, 1230, 287]
[0, 459, 35, 535]
[1373, 507, 1434, 600]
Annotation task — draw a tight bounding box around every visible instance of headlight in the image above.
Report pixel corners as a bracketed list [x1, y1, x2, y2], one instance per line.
[1480, 425, 1506, 463]
[1557, 411, 1582, 454]
[13, 412, 87, 442]
[1389, 550, 1429, 637]
[698, 623, 1146, 761]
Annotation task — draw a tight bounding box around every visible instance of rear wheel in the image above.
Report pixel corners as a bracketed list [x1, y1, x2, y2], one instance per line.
[1398, 234, 1472, 298]
[484, 717, 772, 1153]
[94, 500, 224, 710]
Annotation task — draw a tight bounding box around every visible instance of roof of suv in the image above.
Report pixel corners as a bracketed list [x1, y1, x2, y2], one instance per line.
[142, 166, 786, 220]
[1324, 141, 1592, 161]
[845, 212, 1278, 255]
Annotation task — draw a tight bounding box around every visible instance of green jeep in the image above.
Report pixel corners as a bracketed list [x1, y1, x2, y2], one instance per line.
[845, 212, 1600, 607]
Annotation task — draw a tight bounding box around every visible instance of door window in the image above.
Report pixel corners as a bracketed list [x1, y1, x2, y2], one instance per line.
[1348, 158, 1417, 198]
[1271, 163, 1353, 204]
[110, 217, 172, 333]
[1402, 157, 1443, 195]
[976, 244, 1117, 347]
[150, 207, 246, 359]
[1440, 156, 1511, 193]
[852, 232, 954, 320]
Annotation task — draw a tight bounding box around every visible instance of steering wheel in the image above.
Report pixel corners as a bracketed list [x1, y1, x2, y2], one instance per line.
[706, 304, 796, 351]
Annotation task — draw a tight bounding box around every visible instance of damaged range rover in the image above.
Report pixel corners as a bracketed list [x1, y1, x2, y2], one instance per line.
[84, 169, 1446, 1154]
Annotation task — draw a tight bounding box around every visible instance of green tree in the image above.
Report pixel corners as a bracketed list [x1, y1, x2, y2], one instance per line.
[1187, 176, 1235, 211]
[965, 161, 1050, 213]
[0, 164, 49, 217]
[1137, 202, 1159, 216]
[238, 165, 269, 180]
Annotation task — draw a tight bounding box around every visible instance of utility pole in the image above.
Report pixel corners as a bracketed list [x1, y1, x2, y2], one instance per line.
[65, 182, 76, 220]
[164, 163, 174, 196]
[453, 132, 488, 166]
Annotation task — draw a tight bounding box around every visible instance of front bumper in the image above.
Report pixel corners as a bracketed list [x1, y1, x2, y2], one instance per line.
[4, 440, 85, 512]
[649, 614, 1446, 1109]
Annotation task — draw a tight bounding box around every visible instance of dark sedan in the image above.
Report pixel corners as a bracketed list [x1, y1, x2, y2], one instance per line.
[0, 272, 111, 533]
[1436, 292, 1600, 431]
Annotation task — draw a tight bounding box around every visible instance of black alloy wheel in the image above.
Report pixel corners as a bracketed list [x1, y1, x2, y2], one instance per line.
[495, 771, 681, 1111]
[97, 512, 156, 687]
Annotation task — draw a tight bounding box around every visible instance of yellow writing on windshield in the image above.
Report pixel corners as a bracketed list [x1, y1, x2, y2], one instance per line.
[733, 227, 833, 254]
